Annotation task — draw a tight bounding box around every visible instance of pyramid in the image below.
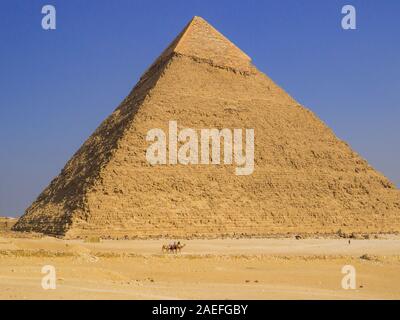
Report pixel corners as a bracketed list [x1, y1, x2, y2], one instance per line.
[13, 16, 400, 238]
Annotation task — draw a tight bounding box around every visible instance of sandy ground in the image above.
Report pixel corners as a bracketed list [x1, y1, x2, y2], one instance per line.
[0, 237, 399, 299]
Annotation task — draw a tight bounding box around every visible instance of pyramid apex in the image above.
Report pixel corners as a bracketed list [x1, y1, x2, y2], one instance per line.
[165, 16, 254, 73]
[187, 16, 207, 23]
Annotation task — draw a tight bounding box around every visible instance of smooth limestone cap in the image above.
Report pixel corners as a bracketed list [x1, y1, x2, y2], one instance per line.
[160, 16, 255, 74]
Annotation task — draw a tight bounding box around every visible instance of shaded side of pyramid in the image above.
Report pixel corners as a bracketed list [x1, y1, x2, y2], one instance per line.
[13, 17, 400, 238]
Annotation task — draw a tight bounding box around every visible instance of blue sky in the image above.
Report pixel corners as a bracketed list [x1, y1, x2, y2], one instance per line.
[0, 0, 399, 217]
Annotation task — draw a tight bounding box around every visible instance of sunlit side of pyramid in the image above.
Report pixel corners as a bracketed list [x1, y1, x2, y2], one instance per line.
[14, 17, 400, 238]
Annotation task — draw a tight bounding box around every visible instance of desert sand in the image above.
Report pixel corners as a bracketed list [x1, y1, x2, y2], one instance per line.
[1, 234, 399, 300]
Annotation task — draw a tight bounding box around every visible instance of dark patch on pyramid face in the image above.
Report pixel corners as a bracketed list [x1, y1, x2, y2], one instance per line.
[13, 16, 400, 238]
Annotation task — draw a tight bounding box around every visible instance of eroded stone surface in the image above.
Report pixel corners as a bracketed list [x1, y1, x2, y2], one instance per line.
[13, 17, 400, 238]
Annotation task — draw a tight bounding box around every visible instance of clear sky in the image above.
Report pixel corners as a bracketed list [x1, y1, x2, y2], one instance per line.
[0, 0, 399, 217]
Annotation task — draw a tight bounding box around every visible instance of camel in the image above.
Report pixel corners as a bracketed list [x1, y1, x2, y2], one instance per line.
[176, 242, 186, 252]
[162, 241, 186, 254]
[162, 242, 176, 253]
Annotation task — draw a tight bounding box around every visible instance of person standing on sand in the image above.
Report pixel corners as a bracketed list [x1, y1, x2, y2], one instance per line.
[170, 241, 177, 252]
